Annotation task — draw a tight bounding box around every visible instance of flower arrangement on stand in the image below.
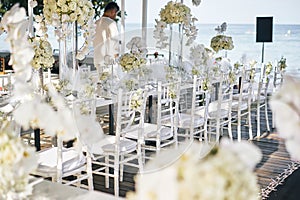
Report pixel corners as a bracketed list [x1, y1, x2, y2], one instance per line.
[30, 13, 55, 89]
[117, 37, 149, 91]
[127, 139, 262, 200]
[153, 1, 198, 64]
[43, 0, 95, 82]
[210, 22, 234, 56]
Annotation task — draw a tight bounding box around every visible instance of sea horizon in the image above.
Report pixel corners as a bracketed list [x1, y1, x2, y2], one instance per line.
[0, 23, 299, 72]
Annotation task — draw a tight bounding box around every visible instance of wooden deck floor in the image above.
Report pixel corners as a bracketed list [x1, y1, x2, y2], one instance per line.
[90, 101, 296, 198]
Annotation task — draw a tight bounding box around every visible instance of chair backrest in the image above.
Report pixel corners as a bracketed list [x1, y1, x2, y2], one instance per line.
[189, 75, 210, 136]
[257, 63, 271, 99]
[115, 88, 148, 149]
[237, 66, 255, 105]
[156, 79, 181, 141]
[273, 65, 284, 91]
[72, 98, 104, 158]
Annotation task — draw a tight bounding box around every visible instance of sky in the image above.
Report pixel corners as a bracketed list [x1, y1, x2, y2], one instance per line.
[116, 0, 300, 25]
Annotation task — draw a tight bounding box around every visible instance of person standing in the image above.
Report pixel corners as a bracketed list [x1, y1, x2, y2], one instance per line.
[93, 2, 120, 75]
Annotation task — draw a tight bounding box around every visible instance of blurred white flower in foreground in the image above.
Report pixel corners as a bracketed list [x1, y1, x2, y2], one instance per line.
[127, 139, 261, 200]
[270, 76, 300, 160]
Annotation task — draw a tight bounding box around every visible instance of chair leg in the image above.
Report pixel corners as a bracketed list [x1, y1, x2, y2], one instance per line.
[227, 120, 233, 141]
[248, 109, 253, 140]
[86, 155, 94, 191]
[105, 155, 109, 188]
[237, 117, 241, 142]
[120, 155, 124, 182]
[272, 110, 275, 129]
[114, 161, 119, 197]
[137, 146, 144, 175]
[265, 102, 270, 132]
[256, 104, 261, 138]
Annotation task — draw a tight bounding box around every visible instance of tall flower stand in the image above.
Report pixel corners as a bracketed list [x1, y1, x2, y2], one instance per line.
[59, 22, 77, 83]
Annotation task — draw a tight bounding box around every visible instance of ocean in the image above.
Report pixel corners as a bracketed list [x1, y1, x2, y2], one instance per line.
[125, 23, 300, 72]
[1, 23, 299, 72]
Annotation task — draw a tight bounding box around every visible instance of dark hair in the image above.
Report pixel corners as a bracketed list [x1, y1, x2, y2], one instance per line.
[104, 2, 120, 12]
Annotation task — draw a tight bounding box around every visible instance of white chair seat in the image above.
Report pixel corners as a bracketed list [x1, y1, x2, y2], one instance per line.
[231, 101, 248, 111]
[208, 109, 229, 119]
[232, 93, 251, 101]
[252, 95, 266, 103]
[124, 123, 173, 141]
[37, 147, 86, 174]
[101, 139, 137, 153]
[178, 113, 205, 128]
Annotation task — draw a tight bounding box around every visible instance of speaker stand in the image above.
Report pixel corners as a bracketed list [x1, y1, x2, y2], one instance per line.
[261, 42, 265, 63]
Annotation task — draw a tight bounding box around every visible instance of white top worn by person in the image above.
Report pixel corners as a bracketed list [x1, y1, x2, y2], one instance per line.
[93, 2, 120, 75]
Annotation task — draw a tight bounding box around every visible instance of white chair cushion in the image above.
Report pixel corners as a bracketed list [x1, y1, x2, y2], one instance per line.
[144, 123, 173, 141]
[231, 101, 248, 111]
[101, 139, 137, 153]
[178, 113, 205, 128]
[37, 147, 86, 174]
[208, 109, 229, 119]
[124, 123, 173, 141]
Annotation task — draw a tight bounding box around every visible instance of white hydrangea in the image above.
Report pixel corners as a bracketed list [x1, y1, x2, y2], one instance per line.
[127, 140, 261, 200]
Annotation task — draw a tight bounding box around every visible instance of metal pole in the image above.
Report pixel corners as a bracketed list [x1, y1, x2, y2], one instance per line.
[28, 0, 34, 37]
[142, 0, 148, 46]
[261, 42, 265, 63]
[120, 0, 125, 54]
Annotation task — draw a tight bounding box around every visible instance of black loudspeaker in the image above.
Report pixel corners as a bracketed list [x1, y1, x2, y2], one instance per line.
[256, 17, 273, 42]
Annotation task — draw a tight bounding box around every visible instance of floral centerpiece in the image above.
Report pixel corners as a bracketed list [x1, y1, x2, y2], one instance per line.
[127, 139, 262, 200]
[119, 53, 147, 73]
[0, 121, 38, 199]
[118, 37, 148, 74]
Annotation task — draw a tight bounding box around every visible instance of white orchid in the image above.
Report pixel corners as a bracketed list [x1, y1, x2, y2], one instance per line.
[126, 36, 148, 56]
[192, 0, 201, 6]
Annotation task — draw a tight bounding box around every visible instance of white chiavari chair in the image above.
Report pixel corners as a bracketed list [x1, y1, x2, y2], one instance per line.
[251, 63, 272, 137]
[124, 79, 181, 159]
[231, 66, 254, 141]
[205, 74, 234, 142]
[33, 98, 98, 191]
[90, 88, 147, 197]
[177, 75, 210, 141]
[271, 63, 285, 129]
